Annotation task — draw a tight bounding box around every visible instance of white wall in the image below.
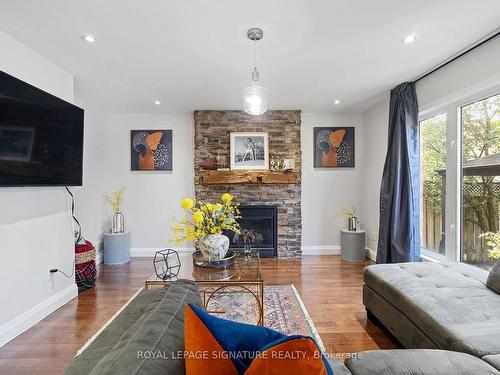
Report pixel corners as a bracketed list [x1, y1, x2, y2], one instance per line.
[0, 30, 77, 347]
[360, 96, 389, 257]
[107, 113, 194, 255]
[72, 98, 112, 261]
[361, 37, 500, 260]
[301, 113, 365, 254]
[417, 37, 500, 111]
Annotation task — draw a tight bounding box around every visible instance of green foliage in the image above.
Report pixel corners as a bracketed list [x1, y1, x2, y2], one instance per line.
[422, 94, 500, 260]
[421, 114, 446, 213]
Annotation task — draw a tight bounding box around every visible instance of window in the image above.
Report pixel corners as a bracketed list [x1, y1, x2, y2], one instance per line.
[460, 93, 500, 270]
[420, 114, 447, 255]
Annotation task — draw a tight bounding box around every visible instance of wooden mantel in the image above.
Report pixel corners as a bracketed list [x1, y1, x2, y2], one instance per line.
[199, 170, 299, 185]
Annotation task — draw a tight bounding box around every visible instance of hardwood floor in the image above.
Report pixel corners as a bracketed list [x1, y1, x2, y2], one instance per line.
[0, 256, 398, 374]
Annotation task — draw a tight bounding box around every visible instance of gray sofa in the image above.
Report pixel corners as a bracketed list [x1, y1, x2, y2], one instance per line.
[64, 277, 500, 374]
[364, 261, 500, 372]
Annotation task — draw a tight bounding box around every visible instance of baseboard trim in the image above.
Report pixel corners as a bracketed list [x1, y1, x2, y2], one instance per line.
[0, 283, 78, 348]
[130, 247, 195, 257]
[302, 245, 376, 260]
[301, 246, 341, 255]
[366, 247, 377, 261]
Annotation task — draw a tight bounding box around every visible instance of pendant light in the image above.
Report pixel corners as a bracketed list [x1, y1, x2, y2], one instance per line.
[243, 28, 268, 115]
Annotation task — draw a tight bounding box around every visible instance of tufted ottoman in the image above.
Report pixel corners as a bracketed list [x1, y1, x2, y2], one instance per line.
[363, 262, 500, 358]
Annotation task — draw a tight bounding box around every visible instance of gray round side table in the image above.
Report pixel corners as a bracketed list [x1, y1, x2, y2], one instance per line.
[103, 232, 130, 265]
[341, 229, 366, 262]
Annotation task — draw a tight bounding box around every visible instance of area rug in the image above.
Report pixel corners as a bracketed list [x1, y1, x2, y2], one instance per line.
[76, 284, 324, 356]
[206, 285, 325, 351]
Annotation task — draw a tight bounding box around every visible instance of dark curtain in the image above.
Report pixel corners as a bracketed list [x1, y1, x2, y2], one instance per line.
[377, 82, 420, 263]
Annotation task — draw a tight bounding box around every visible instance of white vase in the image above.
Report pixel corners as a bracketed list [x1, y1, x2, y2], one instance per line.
[199, 234, 229, 260]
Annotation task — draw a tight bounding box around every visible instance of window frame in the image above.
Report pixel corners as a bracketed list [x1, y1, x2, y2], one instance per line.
[418, 82, 500, 264]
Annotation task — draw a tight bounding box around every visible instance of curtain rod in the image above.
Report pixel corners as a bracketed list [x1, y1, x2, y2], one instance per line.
[413, 29, 499, 84]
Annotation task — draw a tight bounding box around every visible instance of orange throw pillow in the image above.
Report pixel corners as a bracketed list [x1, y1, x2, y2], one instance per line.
[184, 304, 332, 375]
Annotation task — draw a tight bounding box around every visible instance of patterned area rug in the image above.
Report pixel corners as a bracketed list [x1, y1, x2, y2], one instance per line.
[76, 285, 324, 357]
[206, 285, 325, 351]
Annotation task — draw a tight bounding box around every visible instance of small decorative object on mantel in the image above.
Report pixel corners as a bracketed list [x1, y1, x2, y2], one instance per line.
[103, 186, 126, 233]
[153, 249, 181, 280]
[270, 156, 295, 171]
[283, 159, 295, 171]
[170, 193, 241, 262]
[200, 157, 218, 170]
[336, 204, 359, 231]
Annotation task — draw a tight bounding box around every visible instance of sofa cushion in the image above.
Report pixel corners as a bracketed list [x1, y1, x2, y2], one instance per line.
[484, 354, 500, 372]
[346, 349, 500, 375]
[487, 259, 500, 294]
[63, 279, 202, 375]
[364, 262, 500, 357]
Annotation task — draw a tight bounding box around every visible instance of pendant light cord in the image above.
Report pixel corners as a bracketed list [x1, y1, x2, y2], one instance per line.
[254, 38, 257, 70]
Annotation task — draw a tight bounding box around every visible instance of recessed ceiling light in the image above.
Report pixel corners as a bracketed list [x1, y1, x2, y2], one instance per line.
[81, 34, 97, 43]
[402, 34, 417, 44]
[333, 99, 340, 105]
[154, 100, 161, 105]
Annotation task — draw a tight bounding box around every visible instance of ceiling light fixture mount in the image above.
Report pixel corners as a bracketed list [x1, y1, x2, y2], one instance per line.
[243, 28, 268, 116]
[402, 34, 417, 44]
[333, 99, 340, 105]
[81, 34, 97, 43]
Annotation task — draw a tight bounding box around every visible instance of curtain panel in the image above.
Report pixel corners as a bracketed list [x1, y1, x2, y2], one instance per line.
[377, 82, 420, 263]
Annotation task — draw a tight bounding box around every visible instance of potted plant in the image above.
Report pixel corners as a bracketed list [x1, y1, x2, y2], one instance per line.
[171, 193, 240, 260]
[103, 186, 126, 233]
[337, 204, 358, 231]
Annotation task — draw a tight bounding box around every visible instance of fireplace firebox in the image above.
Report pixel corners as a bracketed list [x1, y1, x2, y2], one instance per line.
[225, 205, 277, 258]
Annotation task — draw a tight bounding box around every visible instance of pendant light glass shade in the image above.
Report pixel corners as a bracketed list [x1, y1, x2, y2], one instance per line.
[243, 84, 268, 115]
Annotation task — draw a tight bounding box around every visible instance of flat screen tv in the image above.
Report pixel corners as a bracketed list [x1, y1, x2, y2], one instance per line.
[0, 70, 84, 186]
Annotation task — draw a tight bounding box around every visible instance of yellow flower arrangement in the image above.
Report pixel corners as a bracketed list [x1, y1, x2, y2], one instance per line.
[171, 193, 240, 246]
[103, 186, 126, 213]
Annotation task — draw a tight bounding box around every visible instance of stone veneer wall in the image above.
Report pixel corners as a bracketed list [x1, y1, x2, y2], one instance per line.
[193, 110, 302, 257]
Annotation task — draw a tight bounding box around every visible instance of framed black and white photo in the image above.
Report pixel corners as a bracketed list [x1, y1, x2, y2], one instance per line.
[230, 132, 269, 170]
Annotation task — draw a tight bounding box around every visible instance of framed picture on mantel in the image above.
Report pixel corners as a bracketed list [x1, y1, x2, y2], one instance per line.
[313, 127, 355, 168]
[230, 132, 269, 170]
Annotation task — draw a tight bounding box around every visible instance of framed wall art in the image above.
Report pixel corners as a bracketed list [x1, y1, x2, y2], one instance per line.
[230, 132, 269, 170]
[313, 127, 354, 168]
[131, 130, 172, 171]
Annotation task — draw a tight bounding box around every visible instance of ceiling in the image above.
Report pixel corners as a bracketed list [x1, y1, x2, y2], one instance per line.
[0, 1, 499, 113]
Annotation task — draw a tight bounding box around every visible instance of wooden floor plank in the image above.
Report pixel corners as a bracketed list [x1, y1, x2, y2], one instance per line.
[0, 256, 398, 374]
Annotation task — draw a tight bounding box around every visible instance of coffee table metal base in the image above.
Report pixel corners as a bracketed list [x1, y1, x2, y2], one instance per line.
[145, 279, 264, 326]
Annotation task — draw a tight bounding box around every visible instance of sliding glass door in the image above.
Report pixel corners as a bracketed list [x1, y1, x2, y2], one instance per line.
[460, 93, 500, 270]
[419, 87, 500, 268]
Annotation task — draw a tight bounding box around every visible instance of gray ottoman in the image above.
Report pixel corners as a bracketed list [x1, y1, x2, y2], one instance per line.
[346, 350, 500, 374]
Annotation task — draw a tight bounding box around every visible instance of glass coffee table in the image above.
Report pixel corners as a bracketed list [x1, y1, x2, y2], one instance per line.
[145, 250, 264, 325]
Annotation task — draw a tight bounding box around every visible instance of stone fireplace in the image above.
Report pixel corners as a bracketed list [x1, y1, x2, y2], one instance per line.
[193, 110, 302, 257]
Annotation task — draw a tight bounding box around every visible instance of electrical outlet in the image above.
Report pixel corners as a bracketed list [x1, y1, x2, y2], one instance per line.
[48, 267, 55, 281]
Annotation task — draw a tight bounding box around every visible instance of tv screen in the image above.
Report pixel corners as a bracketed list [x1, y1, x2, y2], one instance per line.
[0, 70, 84, 186]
